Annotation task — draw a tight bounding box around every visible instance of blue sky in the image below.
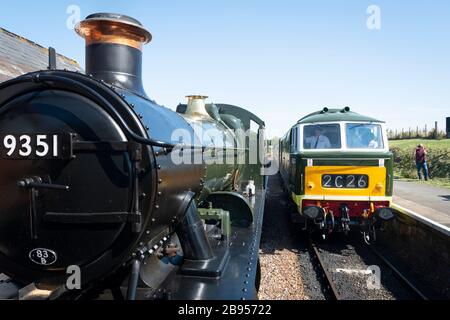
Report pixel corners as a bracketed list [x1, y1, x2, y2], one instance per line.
[1, 1, 449, 137]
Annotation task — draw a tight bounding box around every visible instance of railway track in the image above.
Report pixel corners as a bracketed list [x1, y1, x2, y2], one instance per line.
[308, 235, 428, 300]
[367, 245, 428, 300]
[260, 175, 434, 300]
[309, 238, 342, 300]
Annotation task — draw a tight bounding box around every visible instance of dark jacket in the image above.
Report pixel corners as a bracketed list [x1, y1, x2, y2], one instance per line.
[415, 147, 427, 163]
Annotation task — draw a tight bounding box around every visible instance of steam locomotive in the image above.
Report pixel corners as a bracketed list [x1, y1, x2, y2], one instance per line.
[0, 13, 266, 300]
[280, 108, 395, 243]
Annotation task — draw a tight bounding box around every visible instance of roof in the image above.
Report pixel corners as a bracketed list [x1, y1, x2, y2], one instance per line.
[297, 108, 384, 124]
[0, 28, 82, 83]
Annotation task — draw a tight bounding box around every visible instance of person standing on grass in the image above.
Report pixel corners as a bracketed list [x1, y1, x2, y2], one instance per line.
[414, 144, 429, 181]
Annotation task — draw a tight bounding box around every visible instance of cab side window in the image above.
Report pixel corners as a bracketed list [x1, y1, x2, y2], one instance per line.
[290, 126, 298, 152]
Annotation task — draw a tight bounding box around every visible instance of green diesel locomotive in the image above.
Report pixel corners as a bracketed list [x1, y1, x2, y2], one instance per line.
[279, 107, 395, 242]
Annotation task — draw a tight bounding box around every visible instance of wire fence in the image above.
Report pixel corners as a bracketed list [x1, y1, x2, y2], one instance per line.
[387, 124, 447, 140]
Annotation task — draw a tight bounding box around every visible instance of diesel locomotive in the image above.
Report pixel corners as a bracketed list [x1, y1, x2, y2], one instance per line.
[0, 13, 267, 300]
[280, 107, 395, 242]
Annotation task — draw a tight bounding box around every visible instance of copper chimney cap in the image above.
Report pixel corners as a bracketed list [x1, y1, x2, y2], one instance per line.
[75, 13, 152, 50]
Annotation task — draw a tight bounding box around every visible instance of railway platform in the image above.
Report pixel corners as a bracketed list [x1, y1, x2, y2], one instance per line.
[393, 180, 450, 229]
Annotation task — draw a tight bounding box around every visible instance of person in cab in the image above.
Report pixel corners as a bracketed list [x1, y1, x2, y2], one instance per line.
[305, 126, 331, 149]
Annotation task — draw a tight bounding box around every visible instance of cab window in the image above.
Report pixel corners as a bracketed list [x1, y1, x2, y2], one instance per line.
[290, 126, 298, 152]
[303, 124, 341, 149]
[346, 123, 384, 149]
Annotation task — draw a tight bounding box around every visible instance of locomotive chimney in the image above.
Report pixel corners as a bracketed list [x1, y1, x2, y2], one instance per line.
[75, 13, 152, 97]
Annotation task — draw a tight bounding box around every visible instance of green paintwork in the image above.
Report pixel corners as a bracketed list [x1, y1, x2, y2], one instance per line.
[297, 108, 384, 124]
[178, 103, 266, 198]
[197, 207, 231, 238]
[203, 191, 254, 228]
[279, 109, 394, 198]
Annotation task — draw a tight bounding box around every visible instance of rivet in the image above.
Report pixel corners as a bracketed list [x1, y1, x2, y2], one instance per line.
[155, 205, 160, 209]
[151, 218, 156, 222]
[158, 179, 163, 184]
[139, 114, 143, 119]
[146, 230, 150, 235]
[157, 191, 162, 196]
[242, 288, 247, 292]
[145, 126, 150, 130]
[157, 165, 162, 170]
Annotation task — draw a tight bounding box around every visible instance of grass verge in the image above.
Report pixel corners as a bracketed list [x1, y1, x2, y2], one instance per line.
[390, 139, 450, 189]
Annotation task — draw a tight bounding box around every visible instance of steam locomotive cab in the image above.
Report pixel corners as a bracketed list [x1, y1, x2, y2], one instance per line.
[280, 108, 395, 242]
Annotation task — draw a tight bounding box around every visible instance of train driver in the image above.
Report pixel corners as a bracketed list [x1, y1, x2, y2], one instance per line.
[305, 126, 331, 149]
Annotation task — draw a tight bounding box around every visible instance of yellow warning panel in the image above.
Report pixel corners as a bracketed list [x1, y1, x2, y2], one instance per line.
[304, 166, 387, 197]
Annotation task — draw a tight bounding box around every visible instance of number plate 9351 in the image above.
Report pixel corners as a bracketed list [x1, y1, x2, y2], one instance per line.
[0, 134, 70, 159]
[322, 174, 369, 189]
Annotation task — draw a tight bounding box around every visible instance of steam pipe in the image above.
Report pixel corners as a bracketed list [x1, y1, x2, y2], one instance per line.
[176, 199, 214, 261]
[126, 259, 141, 300]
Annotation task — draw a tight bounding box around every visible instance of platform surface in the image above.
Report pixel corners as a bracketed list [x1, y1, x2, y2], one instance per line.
[393, 180, 450, 228]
